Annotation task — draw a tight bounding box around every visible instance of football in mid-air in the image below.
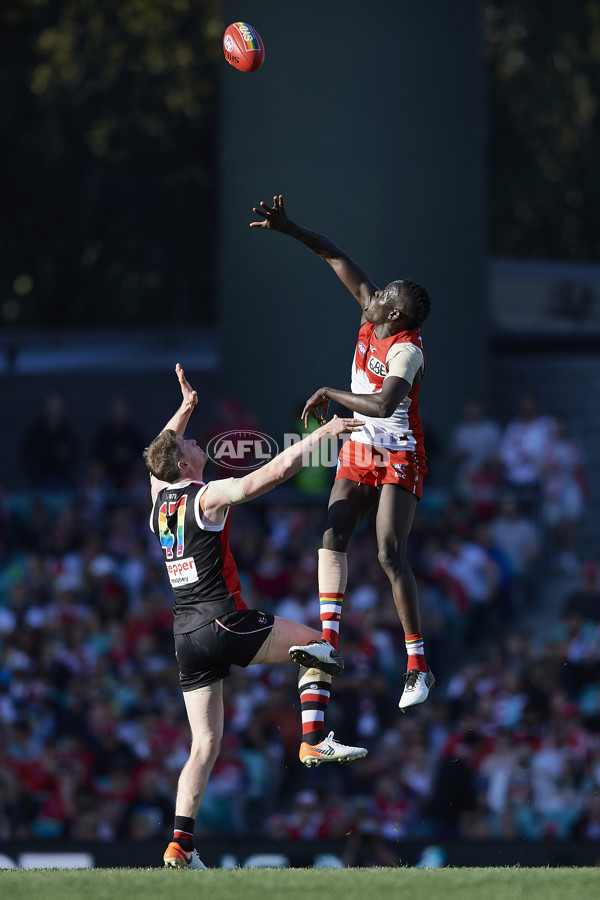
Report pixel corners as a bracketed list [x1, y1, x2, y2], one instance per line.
[223, 22, 265, 73]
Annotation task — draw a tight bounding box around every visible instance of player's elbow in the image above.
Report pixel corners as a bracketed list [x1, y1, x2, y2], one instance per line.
[373, 397, 397, 418]
[374, 385, 406, 418]
[325, 247, 346, 266]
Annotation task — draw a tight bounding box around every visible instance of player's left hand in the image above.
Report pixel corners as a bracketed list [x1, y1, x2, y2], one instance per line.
[249, 194, 291, 233]
[302, 388, 330, 428]
[175, 362, 198, 409]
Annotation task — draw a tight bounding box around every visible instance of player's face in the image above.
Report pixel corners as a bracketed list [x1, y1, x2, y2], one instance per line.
[364, 285, 401, 324]
[179, 437, 208, 475]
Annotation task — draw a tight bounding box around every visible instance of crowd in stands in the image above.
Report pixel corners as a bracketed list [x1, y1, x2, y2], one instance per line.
[0, 390, 598, 856]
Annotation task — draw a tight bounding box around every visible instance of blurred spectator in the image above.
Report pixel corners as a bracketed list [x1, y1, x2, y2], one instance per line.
[342, 796, 400, 867]
[197, 732, 248, 834]
[425, 733, 479, 838]
[461, 460, 502, 522]
[562, 563, 600, 623]
[499, 391, 556, 500]
[488, 496, 541, 605]
[2, 387, 600, 852]
[92, 398, 146, 490]
[529, 727, 589, 839]
[250, 539, 291, 601]
[450, 397, 501, 497]
[471, 521, 514, 623]
[21, 394, 78, 490]
[504, 743, 536, 838]
[117, 766, 173, 840]
[279, 789, 324, 840]
[574, 790, 600, 840]
[540, 416, 588, 572]
[429, 532, 500, 642]
[479, 729, 520, 820]
[78, 461, 110, 521]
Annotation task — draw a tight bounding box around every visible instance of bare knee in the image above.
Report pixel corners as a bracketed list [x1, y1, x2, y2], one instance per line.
[378, 545, 408, 578]
[191, 733, 221, 767]
[323, 524, 350, 552]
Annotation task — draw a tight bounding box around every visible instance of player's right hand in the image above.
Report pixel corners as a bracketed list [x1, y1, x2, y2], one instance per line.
[320, 415, 364, 437]
[249, 194, 291, 232]
[302, 387, 331, 428]
[175, 362, 198, 409]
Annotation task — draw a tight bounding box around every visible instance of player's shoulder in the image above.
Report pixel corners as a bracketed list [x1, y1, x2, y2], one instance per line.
[387, 334, 424, 356]
[157, 478, 205, 496]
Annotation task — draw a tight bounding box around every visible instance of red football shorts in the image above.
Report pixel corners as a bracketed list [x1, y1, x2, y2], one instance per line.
[335, 440, 427, 499]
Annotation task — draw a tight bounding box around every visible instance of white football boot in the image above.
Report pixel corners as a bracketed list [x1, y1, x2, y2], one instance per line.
[299, 731, 367, 767]
[399, 669, 435, 711]
[289, 639, 344, 675]
[163, 842, 207, 869]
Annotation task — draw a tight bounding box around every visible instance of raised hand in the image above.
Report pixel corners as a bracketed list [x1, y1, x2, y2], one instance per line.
[249, 194, 291, 232]
[175, 362, 198, 410]
[301, 388, 330, 428]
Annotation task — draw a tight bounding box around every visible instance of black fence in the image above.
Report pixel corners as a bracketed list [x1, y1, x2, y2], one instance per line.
[1, 839, 599, 869]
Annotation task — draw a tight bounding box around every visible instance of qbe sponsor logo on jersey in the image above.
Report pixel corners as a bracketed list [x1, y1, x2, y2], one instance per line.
[166, 556, 199, 587]
[368, 356, 387, 378]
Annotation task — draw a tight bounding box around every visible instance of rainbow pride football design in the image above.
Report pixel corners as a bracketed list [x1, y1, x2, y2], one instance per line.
[223, 22, 265, 73]
[159, 496, 187, 560]
[233, 22, 260, 51]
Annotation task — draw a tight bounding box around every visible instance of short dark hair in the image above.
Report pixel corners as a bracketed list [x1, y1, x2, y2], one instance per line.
[391, 279, 431, 330]
[142, 429, 182, 482]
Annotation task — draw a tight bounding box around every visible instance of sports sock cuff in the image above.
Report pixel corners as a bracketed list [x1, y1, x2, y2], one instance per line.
[318, 548, 348, 594]
[298, 666, 333, 688]
[174, 815, 195, 836]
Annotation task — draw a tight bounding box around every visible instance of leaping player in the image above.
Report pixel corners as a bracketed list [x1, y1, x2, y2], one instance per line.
[251, 195, 434, 711]
[145, 364, 367, 870]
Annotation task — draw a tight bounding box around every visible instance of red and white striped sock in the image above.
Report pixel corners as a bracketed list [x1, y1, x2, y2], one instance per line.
[298, 666, 332, 745]
[405, 633, 428, 673]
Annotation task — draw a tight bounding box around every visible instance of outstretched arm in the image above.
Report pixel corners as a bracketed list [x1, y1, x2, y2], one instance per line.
[150, 363, 198, 502]
[301, 378, 412, 426]
[161, 363, 198, 436]
[250, 194, 378, 314]
[201, 415, 364, 521]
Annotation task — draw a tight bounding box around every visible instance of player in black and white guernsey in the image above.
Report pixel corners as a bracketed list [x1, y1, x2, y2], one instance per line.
[145, 364, 367, 871]
[150, 476, 245, 635]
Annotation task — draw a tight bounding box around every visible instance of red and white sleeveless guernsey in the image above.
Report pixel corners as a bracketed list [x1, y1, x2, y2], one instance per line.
[350, 322, 426, 461]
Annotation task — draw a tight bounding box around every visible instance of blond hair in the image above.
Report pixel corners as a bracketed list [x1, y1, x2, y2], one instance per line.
[142, 429, 182, 482]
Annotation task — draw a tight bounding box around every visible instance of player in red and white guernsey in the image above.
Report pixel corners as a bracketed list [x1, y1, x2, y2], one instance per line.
[144, 364, 366, 870]
[251, 195, 434, 712]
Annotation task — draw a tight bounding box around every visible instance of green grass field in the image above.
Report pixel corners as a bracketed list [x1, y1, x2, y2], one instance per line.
[0, 867, 598, 900]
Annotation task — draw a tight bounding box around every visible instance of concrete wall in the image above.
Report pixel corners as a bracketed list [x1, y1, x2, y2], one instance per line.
[218, 0, 487, 479]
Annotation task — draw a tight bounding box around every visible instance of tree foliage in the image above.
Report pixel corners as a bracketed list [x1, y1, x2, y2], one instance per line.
[486, 0, 600, 260]
[4, 1, 598, 331]
[1, 0, 221, 327]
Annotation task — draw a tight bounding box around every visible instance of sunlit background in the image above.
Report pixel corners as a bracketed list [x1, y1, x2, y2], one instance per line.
[1, 0, 600, 869]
